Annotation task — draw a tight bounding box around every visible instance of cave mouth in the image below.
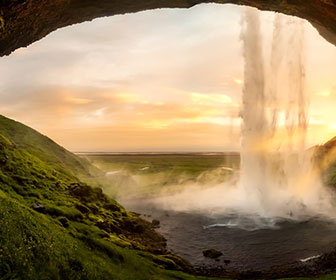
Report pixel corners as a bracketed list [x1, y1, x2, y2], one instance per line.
[1, 0, 336, 56]
[2, 3, 336, 278]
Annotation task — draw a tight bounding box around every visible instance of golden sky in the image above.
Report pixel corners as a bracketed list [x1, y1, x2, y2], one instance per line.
[0, 4, 335, 152]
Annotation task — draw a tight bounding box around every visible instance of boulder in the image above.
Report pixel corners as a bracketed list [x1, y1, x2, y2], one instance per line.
[151, 219, 160, 228]
[224, 259, 231, 265]
[202, 248, 223, 259]
[32, 202, 46, 213]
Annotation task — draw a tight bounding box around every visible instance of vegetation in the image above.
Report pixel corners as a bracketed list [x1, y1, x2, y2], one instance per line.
[82, 154, 240, 198]
[313, 136, 336, 187]
[0, 115, 216, 280]
[84, 154, 239, 176]
[1, 114, 336, 279]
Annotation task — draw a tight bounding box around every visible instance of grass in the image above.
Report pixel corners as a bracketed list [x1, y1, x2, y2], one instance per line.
[0, 115, 221, 280]
[0, 115, 100, 178]
[1, 113, 336, 280]
[82, 154, 240, 198]
[0, 191, 220, 280]
[84, 154, 240, 176]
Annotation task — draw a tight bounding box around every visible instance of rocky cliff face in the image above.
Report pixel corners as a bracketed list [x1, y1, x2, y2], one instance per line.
[0, 0, 336, 57]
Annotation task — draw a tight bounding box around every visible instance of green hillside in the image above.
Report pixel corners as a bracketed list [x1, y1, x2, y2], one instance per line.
[0, 115, 211, 280]
[0, 115, 99, 178]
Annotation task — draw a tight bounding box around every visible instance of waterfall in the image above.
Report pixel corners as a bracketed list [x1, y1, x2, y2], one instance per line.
[239, 8, 331, 218]
[147, 8, 335, 222]
[240, 8, 268, 214]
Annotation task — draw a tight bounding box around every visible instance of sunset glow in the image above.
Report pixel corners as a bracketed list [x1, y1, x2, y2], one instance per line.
[0, 4, 335, 152]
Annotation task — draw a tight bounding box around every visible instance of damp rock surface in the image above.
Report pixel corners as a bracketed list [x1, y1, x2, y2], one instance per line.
[202, 249, 223, 259]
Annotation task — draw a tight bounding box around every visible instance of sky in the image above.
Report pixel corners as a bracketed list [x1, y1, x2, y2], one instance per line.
[0, 4, 335, 152]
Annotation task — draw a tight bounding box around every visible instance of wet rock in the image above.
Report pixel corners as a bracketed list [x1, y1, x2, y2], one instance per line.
[151, 219, 160, 228]
[96, 220, 122, 235]
[69, 183, 106, 203]
[104, 202, 121, 212]
[32, 202, 45, 213]
[131, 211, 141, 217]
[203, 249, 223, 259]
[123, 220, 145, 234]
[224, 259, 231, 265]
[162, 254, 194, 273]
[151, 254, 194, 272]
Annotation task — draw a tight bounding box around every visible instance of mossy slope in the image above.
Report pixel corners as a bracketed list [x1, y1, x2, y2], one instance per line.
[0, 115, 99, 178]
[0, 114, 213, 280]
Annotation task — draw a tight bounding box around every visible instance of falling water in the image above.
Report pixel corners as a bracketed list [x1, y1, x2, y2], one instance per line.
[139, 8, 335, 224]
[239, 8, 333, 218]
[240, 8, 267, 214]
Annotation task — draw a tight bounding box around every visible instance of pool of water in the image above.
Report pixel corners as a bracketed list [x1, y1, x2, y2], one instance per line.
[124, 200, 336, 272]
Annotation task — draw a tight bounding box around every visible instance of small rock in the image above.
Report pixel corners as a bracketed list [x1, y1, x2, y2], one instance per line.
[122, 220, 145, 233]
[202, 249, 223, 259]
[151, 219, 160, 228]
[96, 220, 122, 235]
[32, 203, 45, 213]
[104, 202, 121, 212]
[224, 259, 231, 265]
[131, 211, 141, 217]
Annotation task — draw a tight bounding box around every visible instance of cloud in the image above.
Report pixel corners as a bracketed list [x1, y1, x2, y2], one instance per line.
[190, 92, 233, 105]
[0, 4, 335, 151]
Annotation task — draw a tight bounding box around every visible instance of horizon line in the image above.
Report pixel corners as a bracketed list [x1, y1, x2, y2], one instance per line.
[74, 151, 240, 154]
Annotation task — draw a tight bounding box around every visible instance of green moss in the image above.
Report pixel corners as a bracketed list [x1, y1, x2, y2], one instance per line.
[0, 194, 207, 280]
[0, 115, 101, 178]
[0, 114, 223, 279]
[0, 194, 220, 280]
[44, 204, 84, 221]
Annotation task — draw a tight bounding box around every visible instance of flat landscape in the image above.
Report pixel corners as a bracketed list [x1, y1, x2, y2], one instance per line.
[80, 153, 240, 199]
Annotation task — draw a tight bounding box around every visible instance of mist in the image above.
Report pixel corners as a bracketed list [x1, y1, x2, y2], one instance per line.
[118, 9, 336, 227]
